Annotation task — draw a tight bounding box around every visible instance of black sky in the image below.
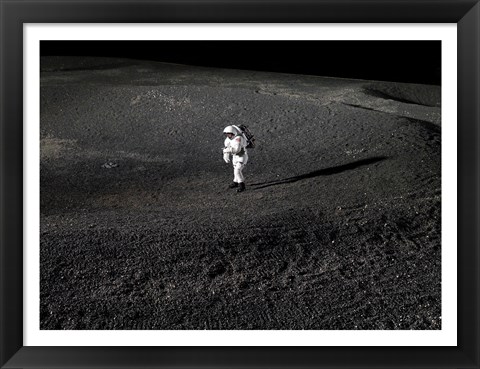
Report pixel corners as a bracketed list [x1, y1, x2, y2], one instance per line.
[41, 41, 441, 85]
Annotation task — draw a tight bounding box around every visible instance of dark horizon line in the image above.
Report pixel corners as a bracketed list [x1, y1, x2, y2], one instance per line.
[40, 40, 442, 86]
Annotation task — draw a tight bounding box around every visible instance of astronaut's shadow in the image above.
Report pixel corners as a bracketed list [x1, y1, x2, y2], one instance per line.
[250, 156, 387, 190]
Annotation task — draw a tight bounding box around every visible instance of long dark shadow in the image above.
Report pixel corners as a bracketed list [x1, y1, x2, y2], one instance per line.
[251, 156, 388, 190]
[342, 103, 441, 132]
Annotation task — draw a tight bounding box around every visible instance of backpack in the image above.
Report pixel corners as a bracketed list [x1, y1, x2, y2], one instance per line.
[234, 124, 256, 149]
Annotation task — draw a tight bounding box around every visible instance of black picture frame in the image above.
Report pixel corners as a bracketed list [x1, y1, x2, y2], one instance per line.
[1, 1, 478, 368]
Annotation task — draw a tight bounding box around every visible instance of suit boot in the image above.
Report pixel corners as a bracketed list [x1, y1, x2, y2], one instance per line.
[229, 182, 239, 189]
[237, 182, 246, 193]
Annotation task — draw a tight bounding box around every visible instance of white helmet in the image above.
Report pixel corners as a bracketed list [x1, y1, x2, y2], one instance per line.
[223, 126, 237, 136]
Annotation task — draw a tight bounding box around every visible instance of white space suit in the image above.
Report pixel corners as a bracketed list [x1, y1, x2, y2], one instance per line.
[223, 125, 249, 191]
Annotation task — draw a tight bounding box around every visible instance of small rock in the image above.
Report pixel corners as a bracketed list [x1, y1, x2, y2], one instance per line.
[102, 161, 118, 169]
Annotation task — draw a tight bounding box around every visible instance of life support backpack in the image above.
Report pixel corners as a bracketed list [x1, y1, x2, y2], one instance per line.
[233, 124, 256, 149]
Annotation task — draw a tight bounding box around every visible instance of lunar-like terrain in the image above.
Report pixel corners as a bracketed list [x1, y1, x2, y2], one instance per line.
[40, 56, 441, 330]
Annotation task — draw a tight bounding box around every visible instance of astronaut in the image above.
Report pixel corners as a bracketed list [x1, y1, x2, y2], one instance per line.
[223, 125, 249, 192]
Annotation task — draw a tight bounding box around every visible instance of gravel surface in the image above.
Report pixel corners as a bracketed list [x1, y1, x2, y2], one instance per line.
[40, 56, 441, 330]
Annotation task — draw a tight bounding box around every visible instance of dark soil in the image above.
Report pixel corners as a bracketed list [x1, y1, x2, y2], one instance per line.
[40, 57, 441, 330]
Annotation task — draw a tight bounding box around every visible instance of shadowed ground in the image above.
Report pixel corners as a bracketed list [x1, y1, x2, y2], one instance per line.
[251, 157, 388, 189]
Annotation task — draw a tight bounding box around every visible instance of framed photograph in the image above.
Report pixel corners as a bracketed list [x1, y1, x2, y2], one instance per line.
[1, 1, 479, 368]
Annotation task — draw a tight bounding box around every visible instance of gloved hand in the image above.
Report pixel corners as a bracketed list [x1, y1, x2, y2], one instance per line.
[223, 152, 231, 163]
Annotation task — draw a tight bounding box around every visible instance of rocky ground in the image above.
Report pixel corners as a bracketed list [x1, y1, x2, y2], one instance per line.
[40, 56, 441, 330]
